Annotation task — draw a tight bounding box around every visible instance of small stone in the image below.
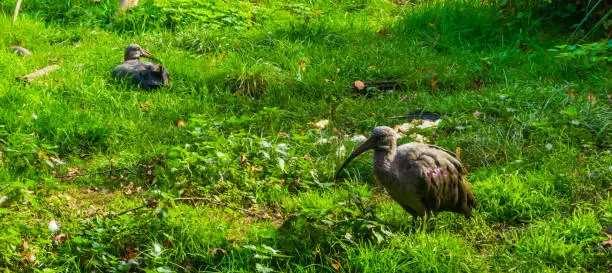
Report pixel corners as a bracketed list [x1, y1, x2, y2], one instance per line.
[545, 143, 553, 150]
[48, 219, 59, 232]
[351, 135, 367, 143]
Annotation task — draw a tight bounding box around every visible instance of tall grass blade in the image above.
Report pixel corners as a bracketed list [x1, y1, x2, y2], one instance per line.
[569, 0, 603, 41]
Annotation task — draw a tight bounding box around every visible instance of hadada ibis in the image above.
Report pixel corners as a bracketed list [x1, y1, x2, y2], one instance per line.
[336, 126, 476, 224]
[113, 44, 168, 90]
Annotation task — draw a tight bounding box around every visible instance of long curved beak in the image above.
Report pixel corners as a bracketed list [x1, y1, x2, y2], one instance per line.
[335, 137, 376, 179]
[141, 49, 159, 62]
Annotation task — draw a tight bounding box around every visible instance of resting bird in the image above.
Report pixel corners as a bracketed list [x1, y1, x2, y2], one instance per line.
[336, 126, 476, 225]
[113, 44, 168, 89]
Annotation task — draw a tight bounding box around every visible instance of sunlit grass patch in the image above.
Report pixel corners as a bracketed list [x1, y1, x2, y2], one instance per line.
[346, 231, 486, 272]
[1, 0, 611, 271]
[495, 209, 607, 272]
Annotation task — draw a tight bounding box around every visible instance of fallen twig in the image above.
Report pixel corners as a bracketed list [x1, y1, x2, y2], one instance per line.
[17, 65, 60, 83]
[111, 205, 147, 217]
[12, 0, 23, 26]
[174, 197, 254, 215]
[106, 200, 158, 219]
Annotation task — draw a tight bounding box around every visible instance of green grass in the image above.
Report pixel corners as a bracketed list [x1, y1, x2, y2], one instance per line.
[1, 0, 611, 272]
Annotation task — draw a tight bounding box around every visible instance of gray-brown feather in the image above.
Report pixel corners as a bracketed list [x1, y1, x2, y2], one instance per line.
[379, 143, 476, 218]
[113, 60, 168, 90]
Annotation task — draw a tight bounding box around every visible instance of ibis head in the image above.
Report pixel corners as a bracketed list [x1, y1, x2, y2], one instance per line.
[124, 44, 157, 61]
[335, 126, 396, 178]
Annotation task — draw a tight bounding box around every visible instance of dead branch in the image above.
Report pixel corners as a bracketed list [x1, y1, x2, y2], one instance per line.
[12, 0, 23, 26]
[17, 65, 60, 83]
[106, 200, 158, 219]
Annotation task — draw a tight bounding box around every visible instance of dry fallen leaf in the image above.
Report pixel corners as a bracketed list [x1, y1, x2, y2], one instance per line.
[277, 132, 287, 138]
[210, 248, 228, 255]
[298, 60, 307, 71]
[354, 80, 365, 91]
[470, 78, 483, 88]
[376, 28, 388, 36]
[139, 99, 154, 110]
[308, 119, 329, 130]
[587, 94, 595, 103]
[176, 119, 185, 128]
[430, 75, 439, 90]
[126, 250, 138, 259]
[53, 234, 67, 244]
[331, 263, 341, 271]
[455, 147, 462, 160]
[67, 167, 83, 177]
[19, 241, 36, 262]
[240, 155, 250, 170]
[332, 127, 341, 136]
[218, 50, 227, 61]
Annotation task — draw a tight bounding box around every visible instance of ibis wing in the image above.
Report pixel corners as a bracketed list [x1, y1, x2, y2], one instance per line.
[399, 144, 475, 216]
[114, 61, 168, 89]
[426, 144, 467, 175]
